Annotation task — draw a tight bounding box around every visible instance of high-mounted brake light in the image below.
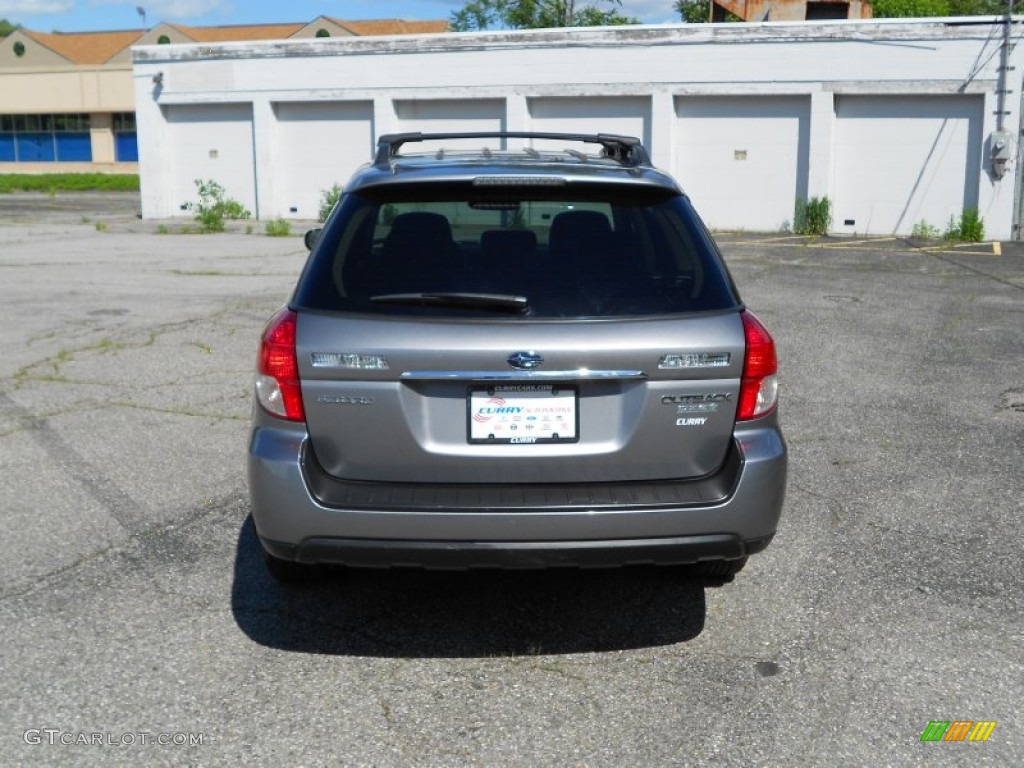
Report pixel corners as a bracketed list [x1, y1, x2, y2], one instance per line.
[255, 308, 305, 421]
[737, 310, 778, 421]
[472, 176, 567, 187]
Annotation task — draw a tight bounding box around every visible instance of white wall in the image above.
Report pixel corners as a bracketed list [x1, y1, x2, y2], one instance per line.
[133, 19, 1024, 239]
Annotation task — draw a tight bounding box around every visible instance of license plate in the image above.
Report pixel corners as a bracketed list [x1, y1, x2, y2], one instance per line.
[468, 384, 578, 444]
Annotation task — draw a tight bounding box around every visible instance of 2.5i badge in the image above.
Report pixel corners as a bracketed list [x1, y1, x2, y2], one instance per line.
[664, 393, 730, 425]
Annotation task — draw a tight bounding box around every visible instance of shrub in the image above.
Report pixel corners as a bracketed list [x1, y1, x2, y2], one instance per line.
[794, 196, 832, 236]
[319, 183, 343, 222]
[959, 207, 984, 242]
[911, 220, 940, 240]
[944, 208, 985, 242]
[265, 219, 292, 237]
[183, 179, 251, 233]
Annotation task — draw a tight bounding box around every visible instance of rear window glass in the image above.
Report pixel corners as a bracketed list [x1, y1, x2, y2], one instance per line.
[294, 183, 739, 319]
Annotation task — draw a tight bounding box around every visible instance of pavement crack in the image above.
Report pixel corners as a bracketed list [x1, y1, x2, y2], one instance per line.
[107, 399, 246, 422]
[791, 482, 848, 526]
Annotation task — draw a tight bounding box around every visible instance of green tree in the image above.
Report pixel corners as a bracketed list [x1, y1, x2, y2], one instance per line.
[451, 0, 637, 31]
[673, 0, 742, 23]
[949, 0, 1011, 13]
[872, 0, 949, 15]
[677, 0, 1009, 20]
[865, 0, 1007, 15]
[0, 18, 20, 37]
[674, 0, 710, 22]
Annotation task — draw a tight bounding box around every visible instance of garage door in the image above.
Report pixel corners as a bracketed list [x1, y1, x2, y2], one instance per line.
[275, 102, 373, 220]
[675, 96, 810, 232]
[529, 97, 650, 151]
[832, 96, 983, 236]
[164, 104, 255, 218]
[395, 99, 505, 149]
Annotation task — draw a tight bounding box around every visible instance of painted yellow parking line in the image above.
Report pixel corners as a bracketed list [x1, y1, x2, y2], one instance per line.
[719, 235, 908, 250]
[725, 234, 808, 246]
[827, 237, 900, 248]
[717, 236, 1003, 256]
[914, 241, 1001, 257]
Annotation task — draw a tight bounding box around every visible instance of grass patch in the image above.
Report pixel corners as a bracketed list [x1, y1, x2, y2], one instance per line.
[264, 219, 291, 237]
[0, 173, 140, 193]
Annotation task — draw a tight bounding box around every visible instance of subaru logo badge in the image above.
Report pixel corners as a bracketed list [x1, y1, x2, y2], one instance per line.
[507, 351, 544, 370]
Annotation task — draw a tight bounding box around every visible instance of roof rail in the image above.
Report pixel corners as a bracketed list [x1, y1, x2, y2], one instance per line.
[374, 131, 652, 168]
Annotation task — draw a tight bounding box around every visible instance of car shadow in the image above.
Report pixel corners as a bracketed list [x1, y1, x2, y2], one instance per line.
[231, 516, 713, 657]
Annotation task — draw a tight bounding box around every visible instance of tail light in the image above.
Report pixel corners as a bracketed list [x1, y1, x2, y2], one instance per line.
[737, 310, 778, 421]
[255, 308, 305, 421]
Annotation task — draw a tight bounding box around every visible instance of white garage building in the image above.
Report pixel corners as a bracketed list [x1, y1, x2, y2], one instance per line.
[133, 18, 1024, 239]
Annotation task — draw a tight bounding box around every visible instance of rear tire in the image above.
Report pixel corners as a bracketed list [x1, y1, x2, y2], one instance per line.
[264, 552, 321, 584]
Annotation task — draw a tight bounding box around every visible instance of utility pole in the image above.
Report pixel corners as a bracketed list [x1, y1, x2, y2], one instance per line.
[992, 1, 1015, 182]
[997, 0, 1014, 134]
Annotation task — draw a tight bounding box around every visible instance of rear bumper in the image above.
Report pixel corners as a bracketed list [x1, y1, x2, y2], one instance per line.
[248, 421, 786, 569]
[261, 533, 775, 570]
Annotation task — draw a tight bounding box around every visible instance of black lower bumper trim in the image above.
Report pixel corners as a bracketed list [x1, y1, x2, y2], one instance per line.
[260, 533, 771, 570]
[303, 440, 741, 513]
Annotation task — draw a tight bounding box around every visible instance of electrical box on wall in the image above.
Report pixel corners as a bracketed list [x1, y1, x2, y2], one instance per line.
[990, 131, 1012, 179]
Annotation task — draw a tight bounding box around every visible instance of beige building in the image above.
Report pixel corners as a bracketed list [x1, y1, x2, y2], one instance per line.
[0, 16, 448, 173]
[712, 0, 872, 21]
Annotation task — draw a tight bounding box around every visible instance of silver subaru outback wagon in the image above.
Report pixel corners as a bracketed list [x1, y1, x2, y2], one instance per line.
[248, 132, 786, 583]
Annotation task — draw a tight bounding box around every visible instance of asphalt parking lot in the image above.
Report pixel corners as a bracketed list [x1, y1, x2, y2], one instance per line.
[1, 191, 1021, 766]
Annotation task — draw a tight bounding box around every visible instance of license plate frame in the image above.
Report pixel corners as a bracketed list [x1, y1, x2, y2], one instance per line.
[467, 384, 579, 444]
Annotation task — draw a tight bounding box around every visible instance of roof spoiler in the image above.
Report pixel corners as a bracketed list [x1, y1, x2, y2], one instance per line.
[373, 131, 652, 168]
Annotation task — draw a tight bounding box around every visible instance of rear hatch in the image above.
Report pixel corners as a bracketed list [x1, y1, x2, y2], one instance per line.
[292, 180, 745, 485]
[297, 313, 743, 483]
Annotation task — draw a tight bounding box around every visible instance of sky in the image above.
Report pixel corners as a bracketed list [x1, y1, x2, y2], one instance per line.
[0, 1, 683, 32]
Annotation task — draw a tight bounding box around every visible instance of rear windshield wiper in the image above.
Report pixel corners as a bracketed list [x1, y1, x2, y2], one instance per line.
[369, 292, 529, 312]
